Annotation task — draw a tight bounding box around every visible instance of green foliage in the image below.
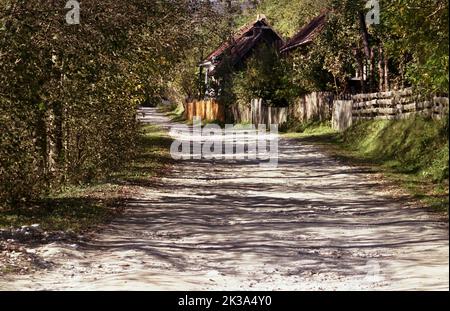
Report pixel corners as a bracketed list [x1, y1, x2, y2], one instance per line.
[241, 0, 449, 94]
[0, 123, 173, 232]
[169, 4, 229, 106]
[0, 196, 118, 233]
[0, 1, 205, 204]
[382, 0, 449, 93]
[280, 119, 333, 135]
[342, 117, 449, 183]
[112, 124, 174, 182]
[237, 0, 329, 37]
[231, 44, 297, 106]
[238, 0, 357, 94]
[1, 0, 448, 207]
[288, 47, 336, 94]
[338, 116, 449, 211]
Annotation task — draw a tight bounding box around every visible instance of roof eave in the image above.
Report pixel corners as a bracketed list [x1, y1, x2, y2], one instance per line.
[280, 40, 313, 53]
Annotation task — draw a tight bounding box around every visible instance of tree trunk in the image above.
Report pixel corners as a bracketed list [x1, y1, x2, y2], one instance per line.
[378, 46, 384, 91]
[356, 50, 365, 93]
[384, 52, 389, 91]
[369, 46, 375, 92]
[45, 102, 66, 188]
[359, 12, 372, 90]
[198, 62, 204, 99]
[359, 12, 371, 59]
[225, 0, 233, 39]
[62, 104, 69, 184]
[46, 106, 57, 180]
[53, 101, 64, 183]
[35, 105, 49, 189]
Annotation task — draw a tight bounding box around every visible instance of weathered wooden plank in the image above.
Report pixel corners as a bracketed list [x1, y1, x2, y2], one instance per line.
[376, 99, 394, 106]
[415, 101, 434, 109]
[343, 87, 447, 122]
[375, 115, 396, 120]
[377, 107, 397, 115]
[434, 97, 449, 106]
[396, 88, 414, 97]
[401, 103, 417, 112]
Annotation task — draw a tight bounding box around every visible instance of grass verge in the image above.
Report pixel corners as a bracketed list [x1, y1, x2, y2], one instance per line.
[158, 103, 186, 123]
[282, 117, 449, 213]
[0, 124, 174, 233]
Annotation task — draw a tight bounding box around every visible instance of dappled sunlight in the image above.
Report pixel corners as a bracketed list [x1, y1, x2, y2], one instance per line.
[2, 109, 448, 291]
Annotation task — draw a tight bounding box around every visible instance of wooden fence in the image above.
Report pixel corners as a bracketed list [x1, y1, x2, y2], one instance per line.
[228, 92, 333, 126]
[229, 103, 252, 124]
[228, 99, 287, 126]
[198, 89, 447, 130]
[352, 88, 449, 120]
[332, 88, 449, 131]
[250, 99, 287, 127]
[184, 99, 225, 122]
[289, 92, 334, 122]
[332, 100, 353, 132]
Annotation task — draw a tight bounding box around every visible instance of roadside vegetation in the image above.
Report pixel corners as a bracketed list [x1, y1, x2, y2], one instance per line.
[0, 124, 173, 233]
[0, 0, 226, 209]
[158, 104, 186, 123]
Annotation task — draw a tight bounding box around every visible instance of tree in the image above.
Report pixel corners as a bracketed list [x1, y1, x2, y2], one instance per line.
[382, 0, 449, 93]
[0, 0, 215, 203]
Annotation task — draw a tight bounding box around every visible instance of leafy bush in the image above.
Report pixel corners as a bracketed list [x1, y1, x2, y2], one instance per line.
[0, 1, 206, 204]
[231, 44, 298, 107]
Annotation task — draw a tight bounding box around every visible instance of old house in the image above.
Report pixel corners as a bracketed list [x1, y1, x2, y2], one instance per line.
[199, 15, 284, 97]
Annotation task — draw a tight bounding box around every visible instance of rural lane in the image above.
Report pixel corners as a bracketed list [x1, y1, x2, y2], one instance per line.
[1, 108, 448, 290]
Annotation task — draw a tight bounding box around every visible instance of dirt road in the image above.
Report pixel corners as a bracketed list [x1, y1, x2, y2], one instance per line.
[1, 108, 448, 290]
